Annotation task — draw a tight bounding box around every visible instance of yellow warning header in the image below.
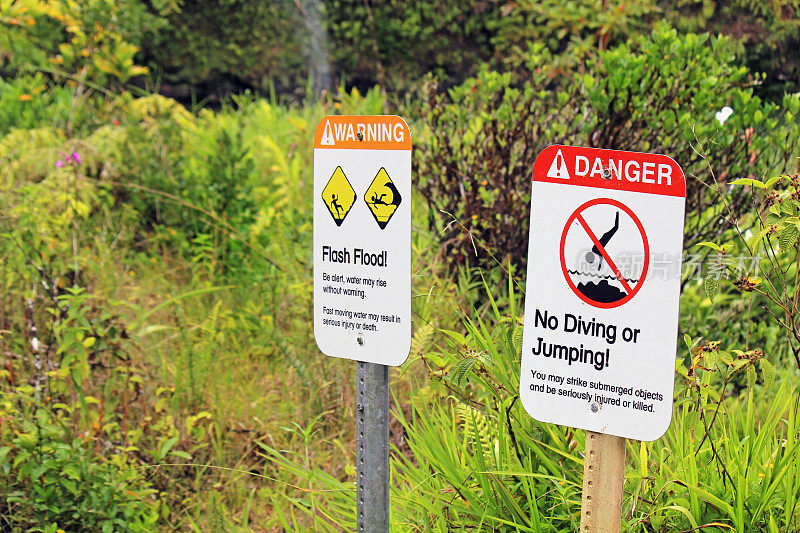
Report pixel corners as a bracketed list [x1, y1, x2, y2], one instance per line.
[314, 115, 411, 150]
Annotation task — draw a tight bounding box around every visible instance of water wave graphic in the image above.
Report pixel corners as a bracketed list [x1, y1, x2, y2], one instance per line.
[567, 269, 639, 284]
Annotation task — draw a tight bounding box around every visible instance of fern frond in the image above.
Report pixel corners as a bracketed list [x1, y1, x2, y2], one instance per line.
[410, 322, 435, 358]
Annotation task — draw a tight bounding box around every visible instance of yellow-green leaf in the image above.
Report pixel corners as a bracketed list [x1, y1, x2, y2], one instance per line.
[747, 365, 758, 388]
[761, 359, 775, 390]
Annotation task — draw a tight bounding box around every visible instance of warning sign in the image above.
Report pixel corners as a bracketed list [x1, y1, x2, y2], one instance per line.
[364, 168, 402, 229]
[519, 145, 685, 441]
[560, 199, 648, 308]
[321, 166, 357, 226]
[313, 116, 412, 366]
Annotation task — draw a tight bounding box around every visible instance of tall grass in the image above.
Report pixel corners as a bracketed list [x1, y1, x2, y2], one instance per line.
[263, 273, 800, 531]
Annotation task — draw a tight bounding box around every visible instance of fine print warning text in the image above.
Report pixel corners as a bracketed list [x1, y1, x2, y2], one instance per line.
[527, 370, 665, 413]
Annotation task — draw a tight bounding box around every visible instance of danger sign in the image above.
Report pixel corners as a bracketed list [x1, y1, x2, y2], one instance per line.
[520, 145, 685, 441]
[313, 116, 411, 366]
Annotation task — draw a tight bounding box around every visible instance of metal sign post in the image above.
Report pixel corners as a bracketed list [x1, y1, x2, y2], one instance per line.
[356, 362, 390, 532]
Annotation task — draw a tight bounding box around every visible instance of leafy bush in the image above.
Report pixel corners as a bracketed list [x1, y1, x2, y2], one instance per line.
[666, 0, 800, 100]
[417, 55, 583, 272]
[418, 25, 800, 274]
[0, 392, 159, 532]
[325, 0, 499, 91]
[0, 0, 173, 87]
[142, 0, 306, 100]
[0, 75, 78, 136]
[584, 26, 800, 248]
[491, 0, 659, 67]
[696, 170, 800, 368]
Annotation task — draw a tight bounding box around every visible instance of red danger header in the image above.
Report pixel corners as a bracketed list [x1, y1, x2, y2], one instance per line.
[532, 145, 685, 197]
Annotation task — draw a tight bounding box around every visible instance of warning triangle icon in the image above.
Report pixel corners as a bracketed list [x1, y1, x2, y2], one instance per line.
[547, 149, 570, 180]
[320, 120, 335, 146]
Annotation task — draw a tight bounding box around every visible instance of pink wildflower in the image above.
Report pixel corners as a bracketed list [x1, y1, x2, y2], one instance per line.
[55, 160, 64, 168]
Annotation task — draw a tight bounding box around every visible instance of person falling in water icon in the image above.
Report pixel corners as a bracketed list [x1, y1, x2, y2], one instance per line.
[330, 193, 343, 219]
[370, 181, 402, 208]
[371, 192, 388, 206]
[584, 212, 620, 269]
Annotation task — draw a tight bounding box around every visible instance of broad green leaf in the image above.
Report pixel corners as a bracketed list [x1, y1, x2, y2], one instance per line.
[747, 365, 758, 388]
[779, 224, 798, 252]
[169, 450, 192, 460]
[424, 353, 446, 367]
[512, 325, 524, 354]
[684, 410, 700, 431]
[439, 329, 468, 347]
[705, 276, 719, 303]
[696, 242, 724, 252]
[765, 175, 787, 189]
[62, 465, 80, 480]
[706, 386, 722, 402]
[450, 357, 478, 386]
[729, 177, 766, 189]
[760, 359, 775, 390]
[157, 436, 179, 461]
[749, 226, 773, 252]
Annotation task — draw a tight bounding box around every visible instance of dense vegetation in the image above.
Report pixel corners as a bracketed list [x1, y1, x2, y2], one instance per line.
[1, 1, 799, 531]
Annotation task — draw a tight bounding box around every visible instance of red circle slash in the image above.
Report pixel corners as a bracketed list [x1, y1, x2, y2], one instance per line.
[559, 198, 649, 309]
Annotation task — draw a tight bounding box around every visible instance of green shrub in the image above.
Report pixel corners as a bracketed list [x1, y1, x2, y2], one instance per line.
[325, 0, 499, 92]
[694, 169, 800, 369]
[491, 0, 659, 68]
[0, 75, 77, 136]
[665, 0, 800, 101]
[0, 394, 159, 532]
[418, 25, 800, 274]
[0, 0, 172, 88]
[417, 56, 583, 272]
[142, 0, 306, 99]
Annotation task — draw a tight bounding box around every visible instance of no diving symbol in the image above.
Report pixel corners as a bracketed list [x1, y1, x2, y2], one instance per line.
[560, 199, 649, 308]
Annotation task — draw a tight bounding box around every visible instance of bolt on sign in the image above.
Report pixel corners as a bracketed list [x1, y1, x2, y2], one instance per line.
[520, 145, 686, 441]
[313, 116, 412, 366]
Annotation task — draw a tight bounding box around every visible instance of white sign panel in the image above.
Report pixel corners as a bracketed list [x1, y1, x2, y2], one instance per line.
[313, 115, 411, 366]
[520, 145, 686, 441]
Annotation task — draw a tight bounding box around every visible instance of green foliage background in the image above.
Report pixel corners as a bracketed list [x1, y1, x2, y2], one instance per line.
[1, 0, 800, 531]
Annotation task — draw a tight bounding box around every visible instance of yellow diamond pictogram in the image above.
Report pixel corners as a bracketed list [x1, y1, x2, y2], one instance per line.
[364, 168, 402, 229]
[321, 166, 357, 226]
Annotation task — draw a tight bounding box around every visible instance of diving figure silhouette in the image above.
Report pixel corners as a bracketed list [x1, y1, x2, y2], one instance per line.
[585, 212, 620, 269]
